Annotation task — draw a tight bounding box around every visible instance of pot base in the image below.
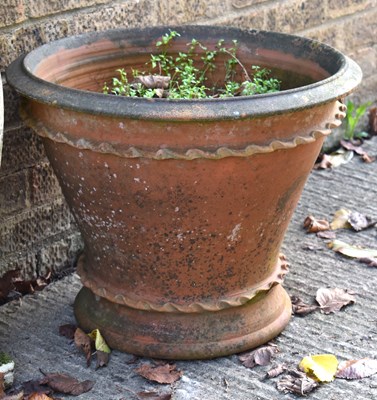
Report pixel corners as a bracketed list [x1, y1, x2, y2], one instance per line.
[74, 284, 291, 360]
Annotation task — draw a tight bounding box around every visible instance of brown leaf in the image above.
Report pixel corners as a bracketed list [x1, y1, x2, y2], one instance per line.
[28, 393, 55, 400]
[290, 296, 319, 316]
[95, 351, 109, 370]
[348, 211, 376, 231]
[277, 369, 319, 396]
[340, 139, 367, 155]
[39, 373, 94, 396]
[133, 75, 170, 89]
[316, 288, 355, 314]
[74, 328, 93, 366]
[359, 257, 377, 268]
[336, 358, 377, 379]
[12, 270, 51, 297]
[368, 106, 377, 135]
[314, 151, 353, 169]
[362, 153, 376, 163]
[137, 391, 172, 400]
[316, 230, 336, 240]
[303, 215, 330, 233]
[58, 324, 77, 340]
[21, 380, 53, 397]
[238, 344, 279, 368]
[135, 363, 182, 384]
[265, 364, 288, 379]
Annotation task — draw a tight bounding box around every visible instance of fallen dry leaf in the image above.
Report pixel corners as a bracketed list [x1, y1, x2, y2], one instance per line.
[340, 139, 367, 155]
[314, 150, 353, 169]
[330, 208, 352, 230]
[28, 393, 55, 400]
[299, 354, 338, 382]
[316, 230, 336, 240]
[361, 153, 376, 163]
[88, 329, 111, 369]
[136, 364, 182, 384]
[137, 391, 172, 399]
[265, 364, 288, 379]
[88, 329, 111, 354]
[316, 288, 355, 314]
[74, 328, 93, 367]
[348, 211, 376, 231]
[329, 240, 377, 259]
[277, 369, 319, 396]
[359, 257, 377, 268]
[21, 380, 53, 397]
[336, 358, 377, 379]
[303, 215, 330, 233]
[95, 351, 109, 370]
[369, 106, 377, 135]
[290, 296, 319, 316]
[39, 373, 94, 396]
[58, 324, 77, 340]
[238, 344, 279, 368]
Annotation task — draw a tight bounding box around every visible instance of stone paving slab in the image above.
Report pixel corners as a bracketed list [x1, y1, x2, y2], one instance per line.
[1, 137, 377, 399]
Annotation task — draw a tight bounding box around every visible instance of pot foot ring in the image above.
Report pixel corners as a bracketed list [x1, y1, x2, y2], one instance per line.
[74, 284, 291, 360]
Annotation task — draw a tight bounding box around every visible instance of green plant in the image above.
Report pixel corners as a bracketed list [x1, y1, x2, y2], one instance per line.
[0, 352, 12, 365]
[344, 100, 372, 140]
[103, 30, 281, 99]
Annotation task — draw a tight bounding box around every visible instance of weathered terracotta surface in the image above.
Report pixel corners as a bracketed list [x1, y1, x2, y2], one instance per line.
[6, 26, 361, 359]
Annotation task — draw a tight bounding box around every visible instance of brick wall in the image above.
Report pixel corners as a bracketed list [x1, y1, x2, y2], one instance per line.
[1, 0, 376, 279]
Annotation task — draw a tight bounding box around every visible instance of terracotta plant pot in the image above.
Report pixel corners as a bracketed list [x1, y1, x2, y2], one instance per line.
[6, 26, 361, 359]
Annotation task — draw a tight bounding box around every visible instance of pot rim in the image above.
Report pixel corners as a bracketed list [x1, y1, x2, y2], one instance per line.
[6, 25, 362, 121]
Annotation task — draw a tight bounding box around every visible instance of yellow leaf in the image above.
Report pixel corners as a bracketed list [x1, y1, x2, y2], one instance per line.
[329, 240, 377, 258]
[88, 329, 111, 353]
[299, 354, 338, 382]
[330, 208, 351, 230]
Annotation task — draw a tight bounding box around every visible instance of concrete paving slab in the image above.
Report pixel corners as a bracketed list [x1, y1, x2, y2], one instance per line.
[1, 137, 377, 399]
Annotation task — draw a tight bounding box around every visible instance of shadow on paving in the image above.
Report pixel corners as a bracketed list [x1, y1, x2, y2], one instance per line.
[1, 137, 377, 399]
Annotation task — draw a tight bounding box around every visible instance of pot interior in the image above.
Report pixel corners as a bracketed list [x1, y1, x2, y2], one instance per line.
[28, 26, 339, 94]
